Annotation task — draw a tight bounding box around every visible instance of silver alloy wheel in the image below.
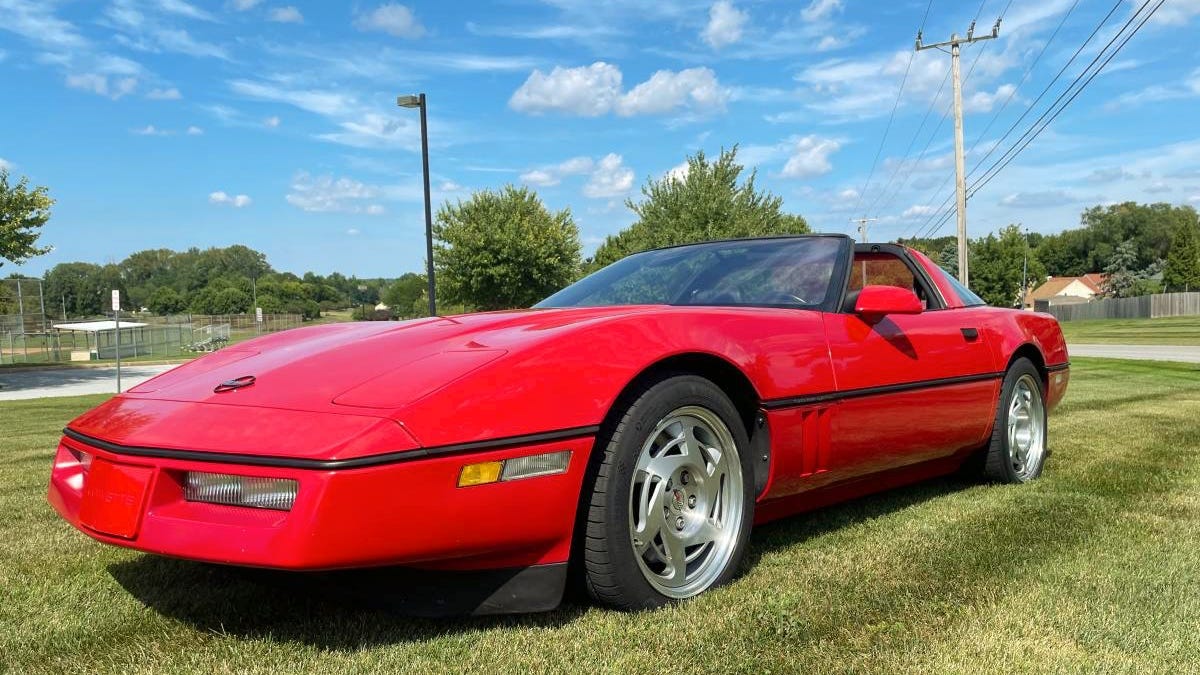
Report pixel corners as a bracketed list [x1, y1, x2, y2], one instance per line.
[628, 405, 745, 599]
[1007, 373, 1047, 480]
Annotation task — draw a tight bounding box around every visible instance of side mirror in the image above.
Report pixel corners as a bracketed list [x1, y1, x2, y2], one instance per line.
[854, 285, 923, 317]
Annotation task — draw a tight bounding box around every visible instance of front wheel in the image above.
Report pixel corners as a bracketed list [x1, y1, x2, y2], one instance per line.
[983, 358, 1049, 483]
[582, 375, 755, 610]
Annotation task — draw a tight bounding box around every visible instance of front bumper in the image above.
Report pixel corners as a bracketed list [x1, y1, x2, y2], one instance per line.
[48, 431, 595, 574]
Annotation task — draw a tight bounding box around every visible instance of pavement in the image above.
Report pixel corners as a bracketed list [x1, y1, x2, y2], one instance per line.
[0, 364, 178, 401]
[1068, 344, 1200, 364]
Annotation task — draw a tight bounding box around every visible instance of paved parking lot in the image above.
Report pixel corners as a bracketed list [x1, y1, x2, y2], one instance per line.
[0, 365, 177, 400]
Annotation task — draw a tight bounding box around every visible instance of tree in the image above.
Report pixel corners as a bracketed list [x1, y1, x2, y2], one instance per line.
[434, 186, 582, 311]
[189, 285, 251, 315]
[970, 225, 1046, 307]
[590, 147, 809, 269]
[0, 169, 53, 268]
[1100, 239, 1139, 298]
[1163, 219, 1200, 292]
[147, 286, 187, 315]
[937, 241, 959, 278]
[382, 273, 427, 318]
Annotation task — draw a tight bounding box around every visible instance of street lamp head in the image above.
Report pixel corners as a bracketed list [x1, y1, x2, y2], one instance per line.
[396, 94, 422, 108]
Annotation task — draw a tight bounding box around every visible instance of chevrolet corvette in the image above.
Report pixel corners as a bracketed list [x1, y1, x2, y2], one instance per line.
[48, 234, 1069, 614]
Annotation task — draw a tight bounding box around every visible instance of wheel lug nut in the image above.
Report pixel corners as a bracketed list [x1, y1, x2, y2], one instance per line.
[688, 495, 696, 508]
[680, 472, 690, 485]
[676, 516, 685, 530]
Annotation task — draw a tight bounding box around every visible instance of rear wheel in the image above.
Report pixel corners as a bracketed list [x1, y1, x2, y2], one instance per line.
[582, 375, 754, 610]
[983, 358, 1048, 483]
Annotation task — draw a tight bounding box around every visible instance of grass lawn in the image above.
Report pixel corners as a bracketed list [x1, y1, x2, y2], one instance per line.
[2, 358, 1198, 673]
[1059, 315, 1200, 345]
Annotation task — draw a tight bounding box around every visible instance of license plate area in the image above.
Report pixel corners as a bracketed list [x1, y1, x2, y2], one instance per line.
[79, 459, 154, 539]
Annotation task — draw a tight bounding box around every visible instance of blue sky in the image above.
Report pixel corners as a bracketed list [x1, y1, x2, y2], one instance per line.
[1, 0, 1198, 278]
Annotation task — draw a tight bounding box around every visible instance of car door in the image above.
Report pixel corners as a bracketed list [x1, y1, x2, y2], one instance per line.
[820, 246, 1000, 482]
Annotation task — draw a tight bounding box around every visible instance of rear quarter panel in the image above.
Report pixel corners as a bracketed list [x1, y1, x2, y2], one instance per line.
[976, 307, 1070, 410]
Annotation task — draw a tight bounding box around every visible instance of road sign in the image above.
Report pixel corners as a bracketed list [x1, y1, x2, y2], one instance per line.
[111, 289, 120, 312]
[256, 307, 263, 323]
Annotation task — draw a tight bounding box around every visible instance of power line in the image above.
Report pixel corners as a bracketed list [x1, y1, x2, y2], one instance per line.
[918, 0, 1163, 240]
[848, 0, 935, 220]
[967, 0, 1164, 200]
[909, 0, 1130, 240]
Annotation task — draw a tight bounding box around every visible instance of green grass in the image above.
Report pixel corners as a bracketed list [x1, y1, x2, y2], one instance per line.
[3, 359, 1198, 673]
[1060, 315, 1200, 345]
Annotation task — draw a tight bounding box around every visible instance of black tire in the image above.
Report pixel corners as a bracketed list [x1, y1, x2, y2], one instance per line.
[982, 357, 1049, 483]
[582, 374, 755, 610]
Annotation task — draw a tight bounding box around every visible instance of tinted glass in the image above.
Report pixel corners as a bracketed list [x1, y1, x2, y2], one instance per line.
[536, 237, 844, 309]
[934, 265, 987, 306]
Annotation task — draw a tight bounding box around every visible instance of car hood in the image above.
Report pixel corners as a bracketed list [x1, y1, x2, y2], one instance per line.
[120, 306, 661, 415]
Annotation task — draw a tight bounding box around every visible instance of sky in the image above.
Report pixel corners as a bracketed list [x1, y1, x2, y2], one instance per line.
[1, 0, 1198, 279]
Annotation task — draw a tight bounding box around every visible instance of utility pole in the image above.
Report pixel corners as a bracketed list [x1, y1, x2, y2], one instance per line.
[850, 217, 877, 243]
[917, 18, 1001, 287]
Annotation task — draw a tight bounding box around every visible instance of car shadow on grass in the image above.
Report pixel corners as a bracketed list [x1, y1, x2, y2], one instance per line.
[106, 474, 975, 650]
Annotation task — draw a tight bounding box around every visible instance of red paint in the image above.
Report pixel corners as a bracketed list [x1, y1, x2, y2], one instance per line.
[48, 238, 1069, 591]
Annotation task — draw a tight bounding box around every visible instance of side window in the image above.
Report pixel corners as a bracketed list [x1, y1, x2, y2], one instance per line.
[847, 253, 931, 309]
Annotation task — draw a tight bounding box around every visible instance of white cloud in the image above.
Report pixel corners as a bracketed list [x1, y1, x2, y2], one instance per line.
[781, 135, 840, 178]
[902, 204, 937, 218]
[67, 73, 138, 99]
[616, 67, 726, 116]
[264, 115, 281, 128]
[584, 153, 634, 198]
[231, 0, 262, 10]
[665, 161, 690, 183]
[0, 157, 12, 171]
[209, 191, 252, 207]
[1145, 181, 1172, 194]
[186, 125, 203, 135]
[346, 227, 361, 236]
[438, 180, 463, 192]
[510, 62, 727, 117]
[354, 3, 424, 38]
[701, 1, 748, 49]
[800, 0, 842, 22]
[229, 79, 355, 117]
[520, 156, 594, 186]
[964, 83, 1016, 114]
[286, 172, 386, 214]
[146, 87, 181, 100]
[133, 124, 171, 136]
[510, 62, 623, 116]
[155, 0, 215, 22]
[268, 6, 303, 23]
[1143, 0, 1200, 25]
[316, 112, 420, 150]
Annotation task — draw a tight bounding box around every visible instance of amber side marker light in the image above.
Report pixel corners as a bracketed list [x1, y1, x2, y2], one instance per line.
[457, 450, 572, 487]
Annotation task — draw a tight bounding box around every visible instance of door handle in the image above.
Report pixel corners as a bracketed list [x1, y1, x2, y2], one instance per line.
[960, 328, 979, 341]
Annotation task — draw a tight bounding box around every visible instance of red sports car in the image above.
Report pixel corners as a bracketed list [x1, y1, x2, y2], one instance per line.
[48, 235, 1069, 614]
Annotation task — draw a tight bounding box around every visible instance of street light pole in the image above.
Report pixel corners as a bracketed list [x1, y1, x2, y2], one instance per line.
[398, 93, 437, 317]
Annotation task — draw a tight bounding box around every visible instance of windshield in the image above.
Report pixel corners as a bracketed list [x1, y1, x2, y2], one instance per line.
[536, 237, 845, 309]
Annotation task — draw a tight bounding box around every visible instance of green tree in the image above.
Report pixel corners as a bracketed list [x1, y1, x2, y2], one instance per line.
[590, 147, 809, 269]
[147, 286, 187, 314]
[970, 225, 1046, 307]
[0, 169, 53, 267]
[1100, 239, 1140, 298]
[1163, 219, 1200, 292]
[434, 185, 582, 311]
[937, 241, 959, 278]
[382, 273, 427, 318]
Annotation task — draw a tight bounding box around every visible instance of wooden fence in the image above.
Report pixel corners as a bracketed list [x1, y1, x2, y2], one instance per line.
[1041, 292, 1200, 322]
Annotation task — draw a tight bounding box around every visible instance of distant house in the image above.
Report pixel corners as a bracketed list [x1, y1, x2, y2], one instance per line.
[1024, 274, 1105, 309]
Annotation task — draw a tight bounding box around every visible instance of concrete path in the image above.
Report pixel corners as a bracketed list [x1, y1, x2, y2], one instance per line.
[0, 364, 178, 401]
[1069, 344, 1200, 364]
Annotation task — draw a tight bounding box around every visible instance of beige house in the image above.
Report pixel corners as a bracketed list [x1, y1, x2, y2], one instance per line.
[1024, 274, 1105, 309]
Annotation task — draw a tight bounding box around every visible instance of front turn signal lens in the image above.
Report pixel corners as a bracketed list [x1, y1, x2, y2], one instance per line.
[458, 461, 504, 487]
[457, 451, 572, 488]
[184, 472, 298, 511]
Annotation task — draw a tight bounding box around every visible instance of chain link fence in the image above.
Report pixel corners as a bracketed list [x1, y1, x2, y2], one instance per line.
[0, 312, 304, 366]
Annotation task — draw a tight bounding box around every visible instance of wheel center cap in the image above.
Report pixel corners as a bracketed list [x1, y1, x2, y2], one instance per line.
[670, 489, 686, 513]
